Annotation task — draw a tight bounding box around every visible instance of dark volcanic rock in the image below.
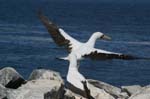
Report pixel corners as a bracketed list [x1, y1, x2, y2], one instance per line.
[0, 67, 26, 89]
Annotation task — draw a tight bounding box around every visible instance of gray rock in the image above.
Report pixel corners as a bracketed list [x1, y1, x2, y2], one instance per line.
[28, 69, 63, 83]
[6, 69, 64, 99]
[121, 85, 142, 96]
[64, 82, 115, 99]
[87, 82, 115, 99]
[129, 86, 150, 99]
[0, 67, 25, 89]
[44, 84, 64, 99]
[0, 84, 7, 99]
[7, 79, 64, 99]
[87, 79, 128, 99]
[64, 89, 81, 99]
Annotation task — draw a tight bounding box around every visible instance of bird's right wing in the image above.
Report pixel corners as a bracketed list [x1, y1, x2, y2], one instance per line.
[83, 48, 140, 60]
[38, 12, 81, 52]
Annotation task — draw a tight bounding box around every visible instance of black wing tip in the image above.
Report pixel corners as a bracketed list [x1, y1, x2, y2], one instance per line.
[119, 54, 150, 60]
[37, 9, 42, 16]
[37, 10, 72, 52]
[37, 10, 59, 29]
[83, 51, 150, 60]
[37, 10, 48, 22]
[37, 9, 45, 19]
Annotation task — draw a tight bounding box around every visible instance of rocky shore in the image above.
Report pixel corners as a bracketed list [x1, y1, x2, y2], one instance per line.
[0, 67, 150, 99]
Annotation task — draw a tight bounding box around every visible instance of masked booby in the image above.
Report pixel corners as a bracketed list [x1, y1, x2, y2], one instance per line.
[38, 12, 145, 61]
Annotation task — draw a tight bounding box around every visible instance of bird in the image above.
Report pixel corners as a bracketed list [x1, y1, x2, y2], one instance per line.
[66, 52, 94, 99]
[38, 11, 146, 61]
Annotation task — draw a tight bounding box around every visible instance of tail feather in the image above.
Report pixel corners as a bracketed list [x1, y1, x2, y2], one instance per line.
[82, 81, 94, 99]
[55, 57, 68, 60]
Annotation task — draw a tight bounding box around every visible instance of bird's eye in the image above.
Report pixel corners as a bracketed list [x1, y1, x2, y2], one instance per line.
[100, 34, 104, 38]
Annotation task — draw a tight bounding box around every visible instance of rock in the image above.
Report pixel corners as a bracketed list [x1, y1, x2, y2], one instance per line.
[88, 82, 115, 99]
[44, 84, 64, 99]
[64, 82, 115, 99]
[87, 79, 128, 99]
[6, 79, 64, 99]
[121, 85, 142, 96]
[0, 84, 7, 99]
[28, 69, 63, 83]
[64, 89, 84, 99]
[6, 69, 64, 99]
[0, 67, 26, 89]
[129, 86, 150, 99]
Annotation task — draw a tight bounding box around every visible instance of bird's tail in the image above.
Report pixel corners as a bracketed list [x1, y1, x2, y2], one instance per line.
[82, 81, 94, 99]
[55, 56, 69, 60]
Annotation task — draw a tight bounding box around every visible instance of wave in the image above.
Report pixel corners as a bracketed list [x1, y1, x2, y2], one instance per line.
[113, 41, 150, 45]
[0, 23, 28, 27]
[0, 54, 52, 61]
[0, 35, 53, 43]
[1, 35, 149, 46]
[0, 24, 150, 46]
[102, 41, 150, 45]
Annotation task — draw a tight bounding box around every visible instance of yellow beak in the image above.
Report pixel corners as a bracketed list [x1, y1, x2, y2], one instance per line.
[101, 35, 111, 40]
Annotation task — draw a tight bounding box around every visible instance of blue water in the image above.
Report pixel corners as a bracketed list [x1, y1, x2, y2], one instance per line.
[0, 1, 150, 86]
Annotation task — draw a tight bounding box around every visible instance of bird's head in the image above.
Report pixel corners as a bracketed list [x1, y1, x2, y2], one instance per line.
[93, 32, 111, 41]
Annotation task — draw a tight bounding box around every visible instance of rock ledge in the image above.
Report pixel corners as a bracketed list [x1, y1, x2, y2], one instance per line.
[0, 67, 149, 99]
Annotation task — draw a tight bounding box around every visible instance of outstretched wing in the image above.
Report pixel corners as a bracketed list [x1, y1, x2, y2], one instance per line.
[82, 48, 140, 60]
[38, 12, 81, 52]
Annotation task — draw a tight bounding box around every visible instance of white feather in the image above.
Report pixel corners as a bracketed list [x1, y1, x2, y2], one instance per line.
[59, 28, 82, 51]
[67, 53, 86, 90]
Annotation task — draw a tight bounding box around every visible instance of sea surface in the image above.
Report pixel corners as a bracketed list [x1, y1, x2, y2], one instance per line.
[0, 1, 150, 86]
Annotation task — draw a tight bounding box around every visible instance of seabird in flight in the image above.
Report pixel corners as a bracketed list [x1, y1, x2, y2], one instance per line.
[38, 12, 146, 61]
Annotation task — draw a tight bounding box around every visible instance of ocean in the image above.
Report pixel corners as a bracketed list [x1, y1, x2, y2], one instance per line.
[0, 0, 150, 86]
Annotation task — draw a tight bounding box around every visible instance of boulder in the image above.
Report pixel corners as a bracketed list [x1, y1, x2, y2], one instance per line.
[64, 82, 115, 99]
[28, 69, 63, 83]
[6, 79, 64, 99]
[88, 82, 115, 99]
[129, 86, 150, 99]
[88, 79, 128, 99]
[64, 89, 84, 99]
[6, 69, 64, 99]
[121, 85, 142, 96]
[0, 84, 7, 99]
[0, 67, 25, 89]
[44, 84, 64, 99]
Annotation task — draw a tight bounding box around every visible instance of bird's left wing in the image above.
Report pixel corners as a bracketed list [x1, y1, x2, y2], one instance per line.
[82, 48, 140, 60]
[38, 12, 81, 52]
